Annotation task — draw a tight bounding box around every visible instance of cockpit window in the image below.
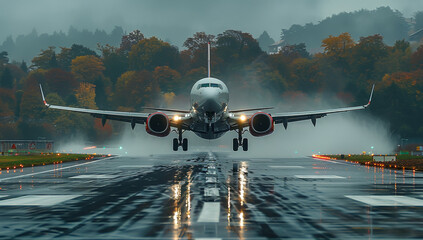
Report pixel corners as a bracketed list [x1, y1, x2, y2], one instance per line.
[197, 83, 223, 90]
[197, 83, 210, 89]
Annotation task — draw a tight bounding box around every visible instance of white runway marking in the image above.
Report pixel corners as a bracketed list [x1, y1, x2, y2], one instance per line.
[204, 188, 220, 197]
[197, 202, 220, 222]
[0, 157, 115, 182]
[346, 195, 423, 206]
[269, 166, 304, 169]
[118, 165, 153, 168]
[295, 175, 345, 179]
[70, 174, 115, 179]
[0, 195, 80, 206]
[206, 177, 218, 183]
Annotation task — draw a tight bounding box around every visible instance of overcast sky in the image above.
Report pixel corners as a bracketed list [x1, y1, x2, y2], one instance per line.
[1, 0, 422, 47]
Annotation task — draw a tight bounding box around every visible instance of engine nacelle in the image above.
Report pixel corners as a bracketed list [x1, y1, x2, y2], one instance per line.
[249, 112, 274, 137]
[145, 112, 170, 137]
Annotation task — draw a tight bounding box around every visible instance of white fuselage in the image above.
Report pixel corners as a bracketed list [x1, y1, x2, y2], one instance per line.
[189, 77, 230, 139]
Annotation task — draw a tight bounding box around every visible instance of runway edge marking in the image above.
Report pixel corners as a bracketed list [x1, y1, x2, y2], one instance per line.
[0, 156, 115, 182]
[307, 156, 350, 165]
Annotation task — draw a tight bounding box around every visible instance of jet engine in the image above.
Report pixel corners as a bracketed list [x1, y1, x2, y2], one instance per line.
[249, 112, 274, 136]
[146, 112, 170, 137]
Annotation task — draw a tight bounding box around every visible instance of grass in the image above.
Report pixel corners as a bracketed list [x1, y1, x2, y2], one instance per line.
[322, 154, 423, 171]
[0, 153, 98, 170]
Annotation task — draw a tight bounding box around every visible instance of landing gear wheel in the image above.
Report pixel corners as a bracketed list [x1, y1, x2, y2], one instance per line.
[182, 138, 188, 151]
[233, 138, 239, 151]
[173, 138, 179, 151]
[242, 138, 248, 151]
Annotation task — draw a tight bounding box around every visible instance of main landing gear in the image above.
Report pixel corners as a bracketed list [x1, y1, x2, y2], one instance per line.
[233, 128, 248, 151]
[173, 128, 188, 151]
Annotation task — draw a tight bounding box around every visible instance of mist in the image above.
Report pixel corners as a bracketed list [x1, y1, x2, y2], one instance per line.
[1, 0, 423, 48]
[56, 84, 395, 158]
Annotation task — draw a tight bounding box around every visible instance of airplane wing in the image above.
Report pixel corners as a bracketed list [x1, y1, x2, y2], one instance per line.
[271, 84, 374, 129]
[229, 107, 274, 113]
[230, 84, 374, 129]
[39, 85, 190, 129]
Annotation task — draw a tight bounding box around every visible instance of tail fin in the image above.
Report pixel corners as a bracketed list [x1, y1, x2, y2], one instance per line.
[208, 42, 211, 78]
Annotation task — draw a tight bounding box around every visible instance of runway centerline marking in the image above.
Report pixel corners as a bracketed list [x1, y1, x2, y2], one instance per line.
[269, 166, 304, 169]
[0, 157, 115, 182]
[70, 174, 115, 179]
[346, 195, 423, 206]
[197, 202, 220, 222]
[204, 188, 220, 197]
[0, 195, 80, 206]
[295, 175, 345, 179]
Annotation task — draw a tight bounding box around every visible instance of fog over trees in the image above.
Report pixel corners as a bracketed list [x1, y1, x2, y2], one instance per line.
[1, 5, 423, 142]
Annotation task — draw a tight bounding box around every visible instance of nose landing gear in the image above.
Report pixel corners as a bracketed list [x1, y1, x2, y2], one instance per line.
[233, 128, 248, 151]
[173, 128, 188, 151]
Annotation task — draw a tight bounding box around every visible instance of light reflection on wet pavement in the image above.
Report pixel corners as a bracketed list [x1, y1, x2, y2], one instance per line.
[0, 153, 422, 239]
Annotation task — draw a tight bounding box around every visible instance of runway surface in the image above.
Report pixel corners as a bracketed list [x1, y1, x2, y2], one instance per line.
[0, 152, 423, 239]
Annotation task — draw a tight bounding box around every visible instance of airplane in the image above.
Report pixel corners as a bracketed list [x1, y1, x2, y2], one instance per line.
[39, 43, 374, 152]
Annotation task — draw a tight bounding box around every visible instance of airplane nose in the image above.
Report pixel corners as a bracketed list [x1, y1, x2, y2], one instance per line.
[203, 98, 221, 112]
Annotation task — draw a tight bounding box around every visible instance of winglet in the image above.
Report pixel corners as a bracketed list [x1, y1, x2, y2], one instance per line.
[39, 84, 49, 107]
[365, 84, 375, 108]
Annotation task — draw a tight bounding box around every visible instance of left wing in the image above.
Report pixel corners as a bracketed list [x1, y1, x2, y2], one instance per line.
[272, 84, 374, 129]
[39, 85, 189, 129]
[229, 84, 374, 130]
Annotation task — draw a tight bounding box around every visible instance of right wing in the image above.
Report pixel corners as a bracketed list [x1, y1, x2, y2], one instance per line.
[39, 85, 188, 128]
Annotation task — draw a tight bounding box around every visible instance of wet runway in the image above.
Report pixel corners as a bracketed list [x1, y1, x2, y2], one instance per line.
[0, 153, 423, 239]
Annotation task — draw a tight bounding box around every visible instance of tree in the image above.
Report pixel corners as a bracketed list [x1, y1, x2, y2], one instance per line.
[99, 44, 127, 85]
[321, 32, 355, 57]
[45, 68, 78, 98]
[216, 30, 263, 71]
[183, 32, 216, 70]
[75, 82, 97, 109]
[0, 51, 9, 64]
[415, 11, 423, 30]
[71, 55, 105, 83]
[31, 47, 57, 70]
[120, 30, 145, 53]
[183, 32, 215, 52]
[152, 66, 181, 93]
[257, 31, 275, 53]
[349, 34, 388, 80]
[0, 88, 16, 117]
[411, 46, 423, 70]
[115, 70, 160, 109]
[20, 61, 28, 73]
[19, 76, 45, 120]
[0, 67, 13, 88]
[57, 44, 98, 70]
[281, 43, 310, 59]
[129, 37, 179, 71]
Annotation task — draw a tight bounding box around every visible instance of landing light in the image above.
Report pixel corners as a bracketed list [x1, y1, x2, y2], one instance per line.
[239, 115, 247, 122]
[173, 115, 182, 121]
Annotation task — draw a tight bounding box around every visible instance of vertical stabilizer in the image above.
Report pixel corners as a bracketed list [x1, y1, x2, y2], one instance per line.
[208, 42, 211, 78]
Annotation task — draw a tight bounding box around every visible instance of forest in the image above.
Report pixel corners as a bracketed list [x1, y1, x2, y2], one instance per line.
[0, 28, 422, 143]
[1, 6, 423, 142]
